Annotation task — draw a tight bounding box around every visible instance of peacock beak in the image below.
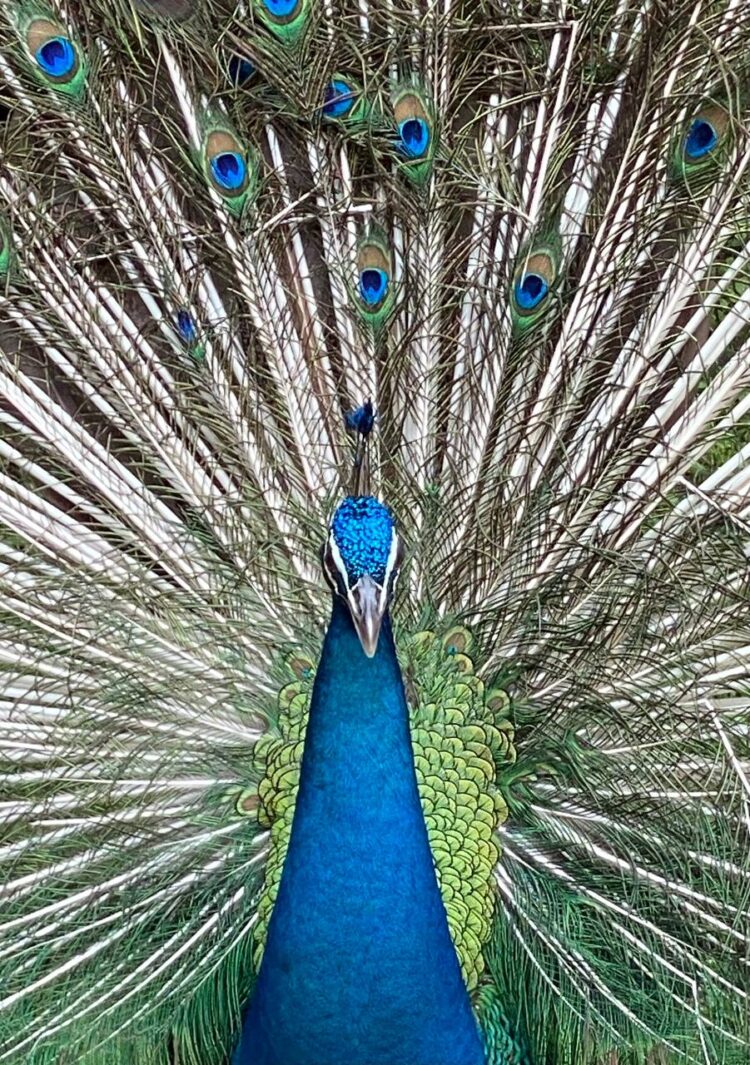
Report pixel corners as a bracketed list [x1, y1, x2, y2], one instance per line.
[348, 573, 386, 658]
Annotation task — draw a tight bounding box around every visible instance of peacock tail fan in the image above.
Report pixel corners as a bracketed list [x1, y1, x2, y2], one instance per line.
[0, 0, 748, 1063]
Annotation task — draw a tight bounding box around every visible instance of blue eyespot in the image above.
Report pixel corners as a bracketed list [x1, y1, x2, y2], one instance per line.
[684, 118, 718, 160]
[324, 80, 356, 119]
[210, 151, 247, 191]
[35, 37, 76, 79]
[359, 268, 388, 307]
[177, 310, 197, 343]
[514, 272, 548, 311]
[397, 118, 430, 159]
[228, 55, 255, 86]
[331, 495, 395, 583]
[262, 0, 298, 16]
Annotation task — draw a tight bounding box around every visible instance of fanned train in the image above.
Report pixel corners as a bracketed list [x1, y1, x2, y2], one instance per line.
[0, 0, 749, 1063]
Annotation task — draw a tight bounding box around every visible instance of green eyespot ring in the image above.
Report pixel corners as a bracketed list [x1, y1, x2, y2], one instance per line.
[23, 16, 86, 96]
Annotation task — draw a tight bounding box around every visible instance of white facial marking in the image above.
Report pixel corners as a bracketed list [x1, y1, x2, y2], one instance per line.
[379, 530, 401, 610]
[326, 532, 349, 589]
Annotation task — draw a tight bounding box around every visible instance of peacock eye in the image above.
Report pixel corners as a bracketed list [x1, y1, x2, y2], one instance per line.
[684, 118, 718, 160]
[511, 247, 558, 330]
[514, 272, 548, 311]
[177, 310, 197, 343]
[36, 36, 76, 79]
[397, 118, 430, 159]
[25, 18, 84, 94]
[674, 101, 730, 180]
[200, 125, 259, 215]
[356, 232, 392, 324]
[323, 79, 357, 120]
[252, 0, 308, 40]
[359, 268, 389, 308]
[262, 0, 299, 17]
[391, 85, 435, 182]
[388, 538, 405, 595]
[322, 541, 347, 597]
[210, 151, 247, 192]
[228, 55, 255, 86]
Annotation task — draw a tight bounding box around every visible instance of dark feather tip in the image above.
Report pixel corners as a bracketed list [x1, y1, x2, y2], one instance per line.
[345, 402, 375, 437]
[228, 55, 256, 86]
[177, 309, 197, 343]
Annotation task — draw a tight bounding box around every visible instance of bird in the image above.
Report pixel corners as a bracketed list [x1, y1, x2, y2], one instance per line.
[0, 0, 749, 1063]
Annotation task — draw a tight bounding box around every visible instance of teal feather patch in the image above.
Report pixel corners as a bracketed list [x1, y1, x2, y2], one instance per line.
[0, 219, 13, 277]
[322, 76, 368, 124]
[251, 0, 310, 44]
[476, 984, 532, 1065]
[250, 624, 517, 994]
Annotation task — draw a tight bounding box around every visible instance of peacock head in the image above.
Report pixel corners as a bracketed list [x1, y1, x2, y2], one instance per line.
[323, 495, 403, 658]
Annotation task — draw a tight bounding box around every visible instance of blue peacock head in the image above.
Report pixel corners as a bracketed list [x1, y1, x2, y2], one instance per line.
[323, 495, 404, 658]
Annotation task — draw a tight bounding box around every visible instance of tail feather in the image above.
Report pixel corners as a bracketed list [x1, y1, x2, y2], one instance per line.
[0, 0, 749, 1062]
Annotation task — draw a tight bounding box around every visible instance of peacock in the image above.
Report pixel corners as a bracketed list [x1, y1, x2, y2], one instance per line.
[0, 0, 749, 1062]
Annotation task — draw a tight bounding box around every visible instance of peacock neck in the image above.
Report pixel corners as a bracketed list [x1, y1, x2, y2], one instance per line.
[234, 597, 485, 1065]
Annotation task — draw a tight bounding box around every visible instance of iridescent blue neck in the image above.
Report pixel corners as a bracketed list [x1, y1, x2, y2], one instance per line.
[233, 597, 484, 1065]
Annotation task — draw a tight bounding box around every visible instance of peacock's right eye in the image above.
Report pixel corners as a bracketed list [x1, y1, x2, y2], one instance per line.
[322, 540, 347, 598]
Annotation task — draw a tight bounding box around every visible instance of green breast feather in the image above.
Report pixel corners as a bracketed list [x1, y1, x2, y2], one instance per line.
[238, 625, 516, 995]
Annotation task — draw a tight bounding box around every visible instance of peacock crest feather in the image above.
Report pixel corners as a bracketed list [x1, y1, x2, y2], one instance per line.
[0, 0, 749, 1062]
